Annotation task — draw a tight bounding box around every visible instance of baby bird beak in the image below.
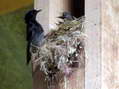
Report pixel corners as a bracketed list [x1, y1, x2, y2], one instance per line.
[37, 9, 42, 13]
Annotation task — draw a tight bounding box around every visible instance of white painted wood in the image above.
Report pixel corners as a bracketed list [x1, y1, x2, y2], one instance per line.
[85, 0, 101, 89]
[101, 0, 119, 89]
[34, 0, 49, 34]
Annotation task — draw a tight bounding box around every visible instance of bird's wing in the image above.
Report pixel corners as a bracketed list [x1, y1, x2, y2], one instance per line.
[26, 25, 33, 41]
[26, 42, 31, 65]
[26, 24, 33, 65]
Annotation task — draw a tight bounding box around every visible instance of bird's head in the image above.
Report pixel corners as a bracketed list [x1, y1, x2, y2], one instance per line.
[24, 9, 42, 23]
[58, 12, 72, 20]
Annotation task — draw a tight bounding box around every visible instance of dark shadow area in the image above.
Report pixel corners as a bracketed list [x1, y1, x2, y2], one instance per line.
[70, 0, 84, 17]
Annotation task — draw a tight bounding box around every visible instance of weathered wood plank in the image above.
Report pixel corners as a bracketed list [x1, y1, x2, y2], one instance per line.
[102, 0, 119, 89]
[85, 0, 101, 89]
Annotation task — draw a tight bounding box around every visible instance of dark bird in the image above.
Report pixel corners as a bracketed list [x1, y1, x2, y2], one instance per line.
[58, 12, 75, 20]
[24, 9, 44, 65]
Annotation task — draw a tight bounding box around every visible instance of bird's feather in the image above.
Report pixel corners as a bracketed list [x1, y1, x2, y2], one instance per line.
[25, 9, 44, 65]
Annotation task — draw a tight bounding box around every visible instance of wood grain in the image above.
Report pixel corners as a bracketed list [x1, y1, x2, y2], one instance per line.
[102, 0, 119, 89]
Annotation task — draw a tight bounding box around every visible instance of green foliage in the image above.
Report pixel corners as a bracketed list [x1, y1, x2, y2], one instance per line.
[0, 5, 33, 89]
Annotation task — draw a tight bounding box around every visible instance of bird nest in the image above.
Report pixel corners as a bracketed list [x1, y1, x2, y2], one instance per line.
[31, 17, 85, 88]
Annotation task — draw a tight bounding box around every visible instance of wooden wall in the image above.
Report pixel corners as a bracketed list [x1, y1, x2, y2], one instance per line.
[102, 0, 119, 89]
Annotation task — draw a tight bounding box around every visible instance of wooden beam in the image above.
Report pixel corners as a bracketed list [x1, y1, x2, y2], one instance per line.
[85, 0, 119, 89]
[85, 0, 101, 89]
[101, 0, 119, 89]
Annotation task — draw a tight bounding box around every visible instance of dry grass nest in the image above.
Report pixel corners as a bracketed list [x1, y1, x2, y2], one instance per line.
[31, 16, 85, 86]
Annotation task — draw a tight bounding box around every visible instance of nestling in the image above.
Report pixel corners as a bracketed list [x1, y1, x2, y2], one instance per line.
[58, 12, 75, 20]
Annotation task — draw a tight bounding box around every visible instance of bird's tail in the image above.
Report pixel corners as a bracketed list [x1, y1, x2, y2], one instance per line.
[26, 43, 31, 65]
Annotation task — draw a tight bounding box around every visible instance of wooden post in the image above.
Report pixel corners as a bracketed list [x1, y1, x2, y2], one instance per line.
[85, 0, 119, 89]
[101, 0, 119, 89]
[85, 0, 101, 89]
